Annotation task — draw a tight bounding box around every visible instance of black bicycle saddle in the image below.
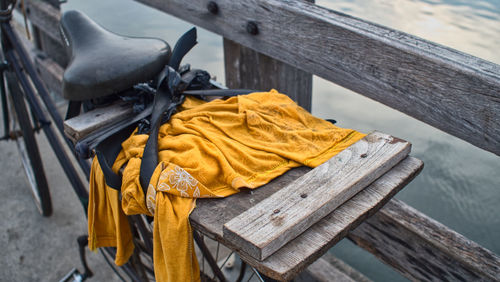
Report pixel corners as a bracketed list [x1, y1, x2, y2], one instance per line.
[60, 10, 171, 101]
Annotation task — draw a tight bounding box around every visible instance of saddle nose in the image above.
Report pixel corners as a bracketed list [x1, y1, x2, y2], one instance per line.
[60, 10, 171, 101]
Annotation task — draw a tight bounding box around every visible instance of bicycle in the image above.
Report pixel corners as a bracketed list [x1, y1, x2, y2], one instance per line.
[1, 1, 272, 281]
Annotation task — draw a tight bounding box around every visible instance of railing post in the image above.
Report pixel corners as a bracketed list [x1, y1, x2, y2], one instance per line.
[29, 0, 68, 68]
[223, 0, 315, 112]
[223, 39, 312, 111]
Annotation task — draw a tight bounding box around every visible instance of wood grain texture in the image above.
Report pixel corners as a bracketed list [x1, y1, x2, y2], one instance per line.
[11, 17, 64, 97]
[223, 131, 411, 261]
[348, 199, 500, 281]
[27, 0, 68, 67]
[297, 257, 356, 282]
[26, 0, 61, 44]
[63, 101, 134, 142]
[296, 252, 372, 282]
[36, 30, 68, 68]
[313, 252, 372, 282]
[135, 0, 500, 155]
[35, 55, 63, 97]
[223, 38, 312, 111]
[191, 156, 423, 280]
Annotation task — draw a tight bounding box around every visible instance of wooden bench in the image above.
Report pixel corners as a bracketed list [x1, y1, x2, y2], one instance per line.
[25, 1, 500, 280]
[64, 102, 423, 281]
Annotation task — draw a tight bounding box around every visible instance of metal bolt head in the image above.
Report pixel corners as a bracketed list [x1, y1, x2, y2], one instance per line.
[246, 21, 259, 35]
[207, 1, 218, 14]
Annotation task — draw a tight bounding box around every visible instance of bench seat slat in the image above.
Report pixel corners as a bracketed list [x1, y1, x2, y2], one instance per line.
[223, 131, 411, 261]
[191, 156, 423, 280]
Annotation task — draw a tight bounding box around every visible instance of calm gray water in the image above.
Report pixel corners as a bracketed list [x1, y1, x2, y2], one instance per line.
[63, 1, 500, 281]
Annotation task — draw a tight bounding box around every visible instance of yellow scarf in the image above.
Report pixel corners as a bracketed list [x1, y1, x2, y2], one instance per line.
[88, 90, 365, 281]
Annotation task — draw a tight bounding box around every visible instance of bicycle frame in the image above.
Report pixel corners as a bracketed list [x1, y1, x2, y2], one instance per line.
[0, 4, 90, 211]
[0, 3, 146, 280]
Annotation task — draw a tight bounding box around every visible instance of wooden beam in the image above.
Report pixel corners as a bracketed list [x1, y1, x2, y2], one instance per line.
[348, 199, 500, 281]
[26, 0, 61, 44]
[26, 0, 68, 67]
[297, 258, 358, 282]
[223, 38, 312, 111]
[223, 1, 314, 111]
[134, 0, 500, 155]
[35, 55, 64, 97]
[11, 17, 64, 97]
[63, 101, 135, 142]
[191, 156, 423, 280]
[223, 131, 411, 261]
[296, 252, 372, 282]
[36, 31, 68, 68]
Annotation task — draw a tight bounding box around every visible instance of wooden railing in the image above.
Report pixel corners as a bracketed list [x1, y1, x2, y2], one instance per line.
[23, 0, 500, 281]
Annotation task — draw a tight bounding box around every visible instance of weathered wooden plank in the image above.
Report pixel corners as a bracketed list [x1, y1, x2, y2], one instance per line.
[35, 55, 63, 97]
[26, 0, 68, 67]
[63, 101, 135, 142]
[348, 199, 500, 281]
[296, 252, 372, 282]
[314, 252, 372, 282]
[223, 131, 411, 261]
[191, 156, 423, 280]
[26, 0, 61, 44]
[135, 0, 500, 155]
[35, 30, 68, 68]
[297, 257, 357, 282]
[222, 0, 313, 110]
[223, 38, 312, 111]
[10, 16, 34, 56]
[11, 17, 63, 97]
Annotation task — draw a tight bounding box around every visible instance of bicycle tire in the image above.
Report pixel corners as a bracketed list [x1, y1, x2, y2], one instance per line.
[5, 70, 52, 216]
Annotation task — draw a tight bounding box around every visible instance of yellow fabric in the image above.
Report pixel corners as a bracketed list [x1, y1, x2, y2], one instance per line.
[88, 156, 134, 266]
[88, 90, 365, 282]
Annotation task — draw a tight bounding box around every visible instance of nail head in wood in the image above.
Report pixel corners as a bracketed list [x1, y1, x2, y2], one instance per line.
[273, 209, 280, 214]
[246, 21, 259, 35]
[207, 1, 218, 15]
[300, 193, 308, 198]
[361, 153, 368, 158]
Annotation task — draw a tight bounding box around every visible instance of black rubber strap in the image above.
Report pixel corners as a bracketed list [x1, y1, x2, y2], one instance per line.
[139, 67, 180, 193]
[138, 28, 260, 197]
[183, 89, 256, 96]
[168, 27, 197, 71]
[95, 123, 136, 190]
[138, 28, 198, 194]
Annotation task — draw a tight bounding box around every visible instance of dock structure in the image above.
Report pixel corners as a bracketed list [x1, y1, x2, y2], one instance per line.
[22, 0, 500, 281]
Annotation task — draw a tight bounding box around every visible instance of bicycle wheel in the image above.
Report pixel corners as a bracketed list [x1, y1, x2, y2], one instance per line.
[126, 214, 266, 282]
[194, 232, 269, 282]
[4, 71, 52, 216]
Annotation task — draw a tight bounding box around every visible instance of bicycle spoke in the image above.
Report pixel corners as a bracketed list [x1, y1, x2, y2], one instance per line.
[251, 267, 265, 282]
[201, 234, 205, 274]
[193, 231, 226, 282]
[99, 248, 127, 282]
[246, 271, 255, 282]
[215, 241, 220, 263]
[218, 251, 234, 270]
[236, 260, 247, 282]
